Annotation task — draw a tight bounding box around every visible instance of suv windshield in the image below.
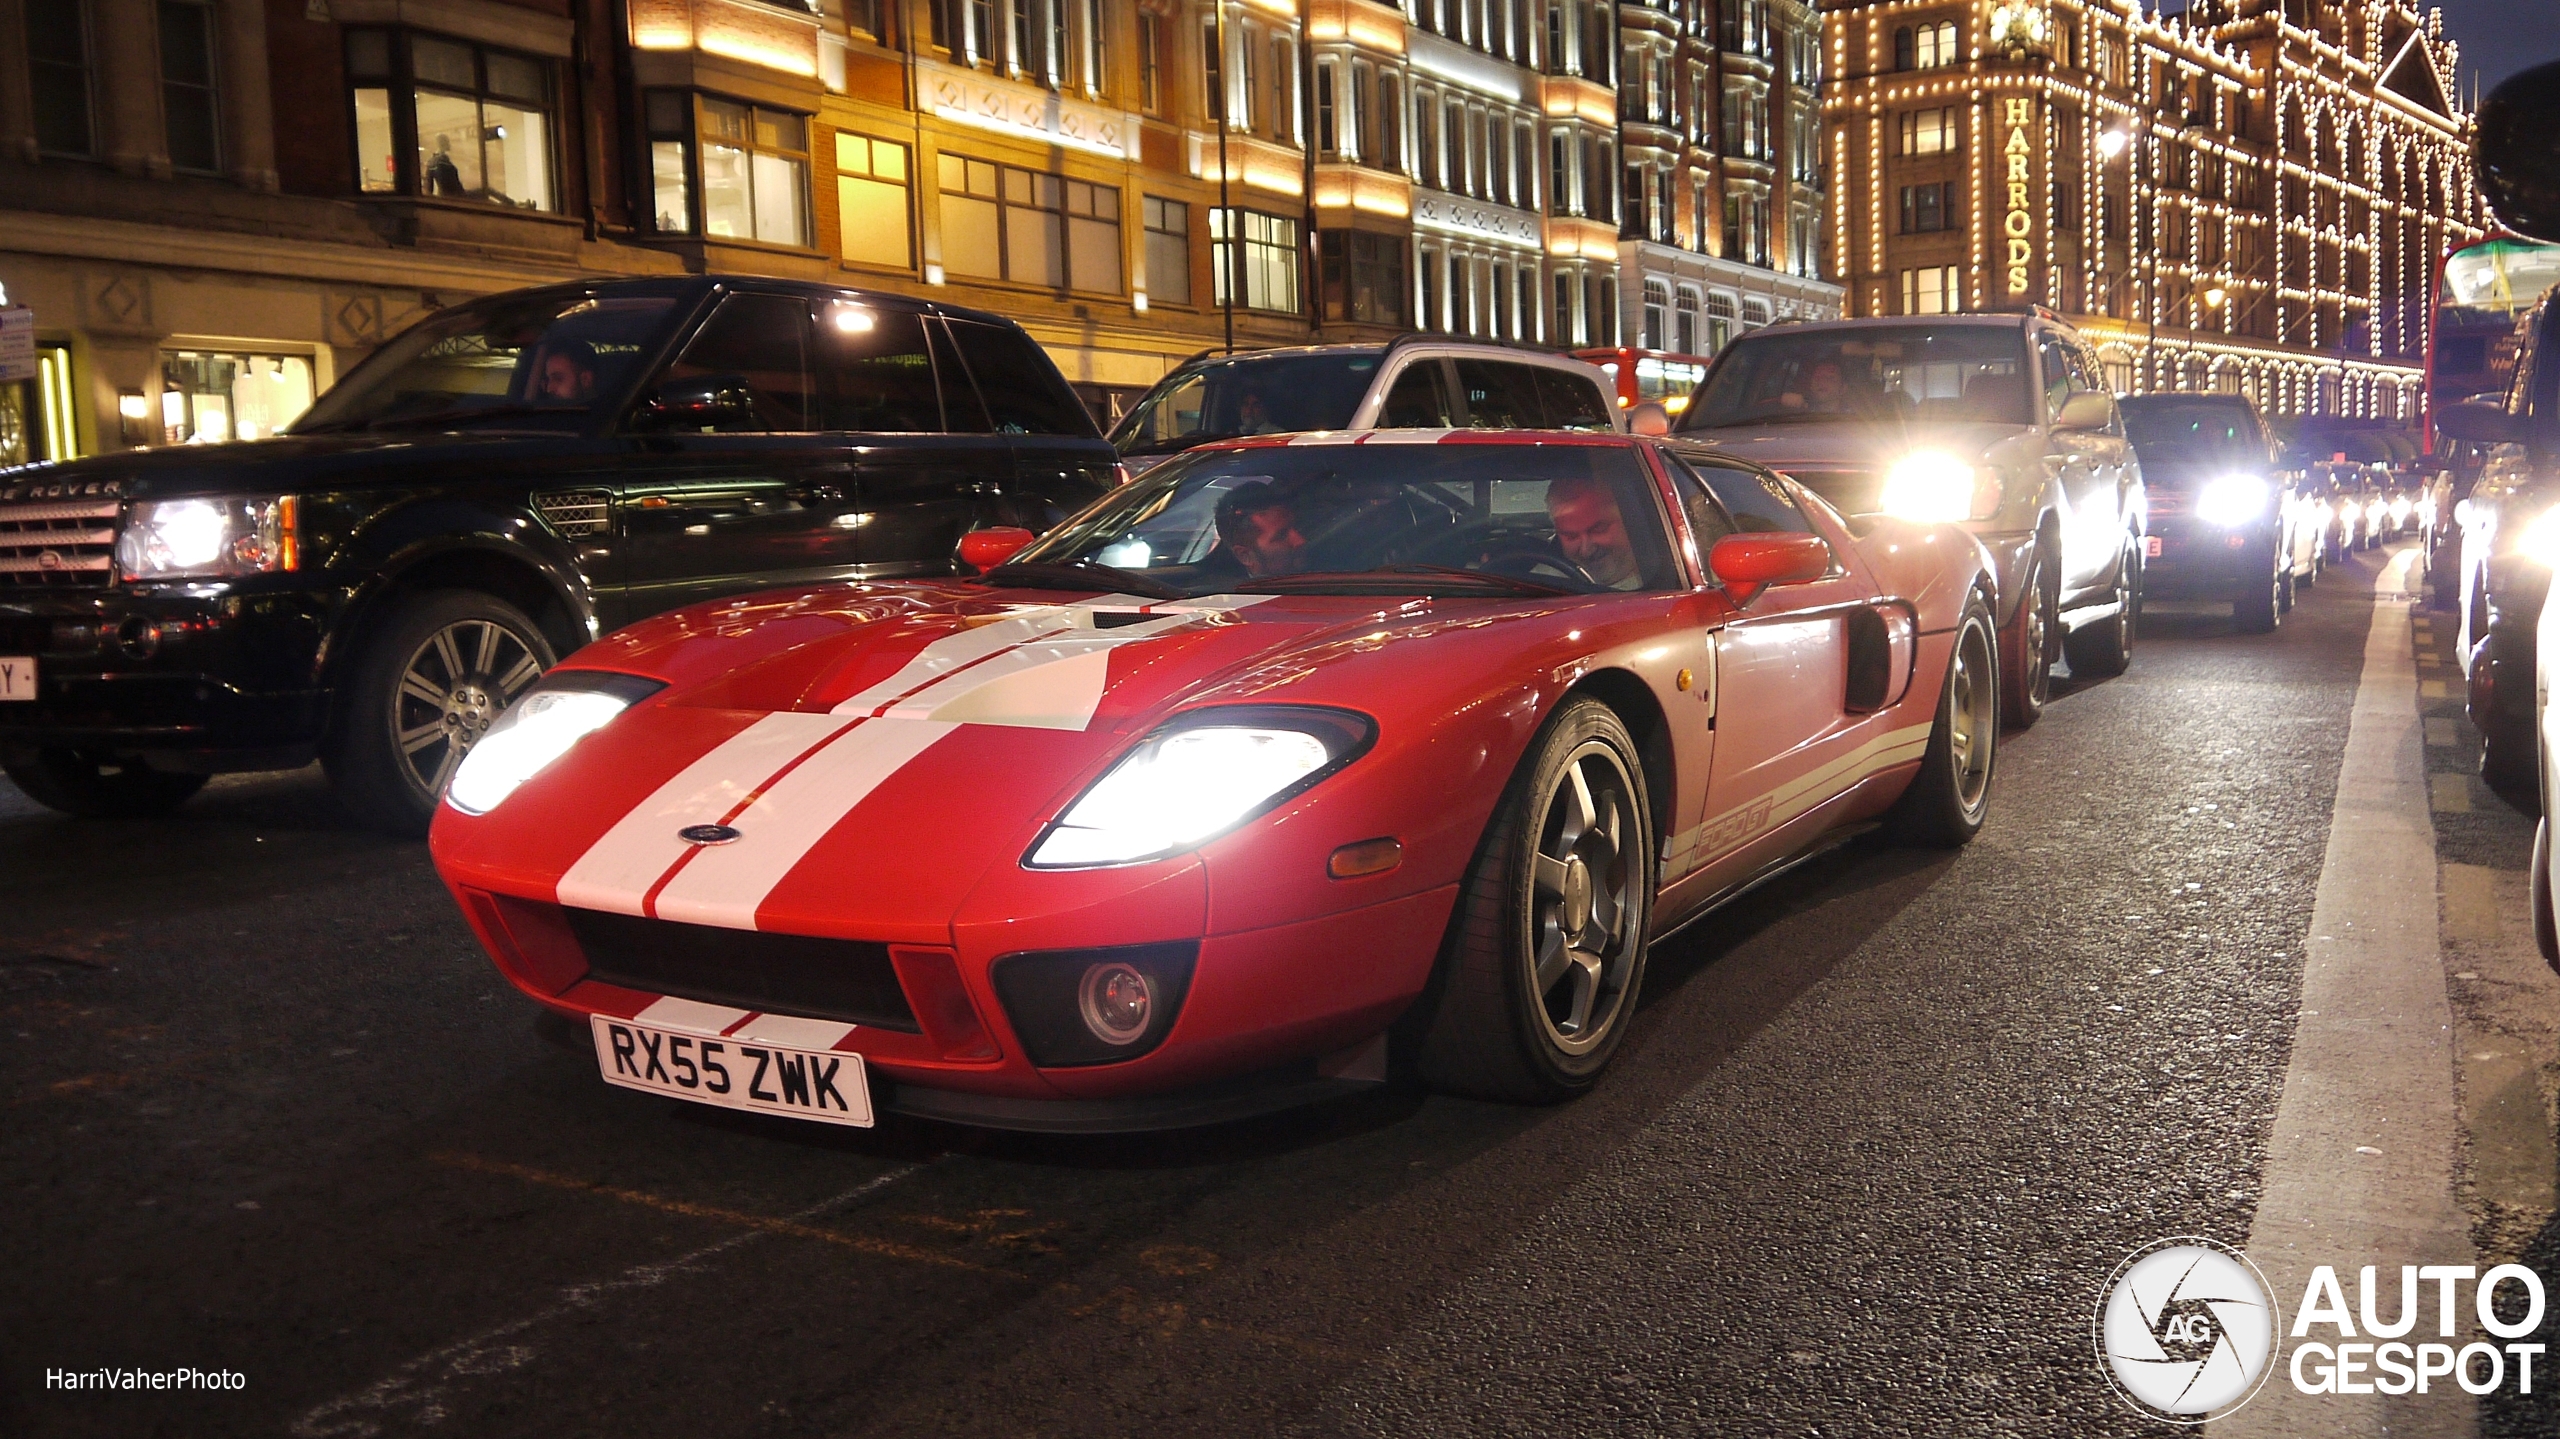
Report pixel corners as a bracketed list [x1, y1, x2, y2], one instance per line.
[1007, 441, 1681, 597]
[293, 292, 681, 432]
[2119, 399, 2263, 475]
[1110, 352, 1385, 453]
[1682, 325, 2033, 429]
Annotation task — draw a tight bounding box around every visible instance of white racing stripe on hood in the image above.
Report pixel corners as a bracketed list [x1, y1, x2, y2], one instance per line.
[649, 717, 957, 930]
[828, 595, 1161, 717]
[557, 711, 856, 917]
[832, 595, 1273, 731]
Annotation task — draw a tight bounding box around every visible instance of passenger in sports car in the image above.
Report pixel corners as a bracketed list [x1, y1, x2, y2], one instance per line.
[1213, 483, 1313, 576]
[1544, 474, 1641, 589]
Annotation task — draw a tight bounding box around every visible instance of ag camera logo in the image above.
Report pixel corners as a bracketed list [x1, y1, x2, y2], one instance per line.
[2094, 1237, 2280, 1422]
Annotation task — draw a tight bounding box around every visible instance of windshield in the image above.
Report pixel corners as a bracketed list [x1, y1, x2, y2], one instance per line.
[2120, 400, 2263, 475]
[1109, 352, 1384, 452]
[1009, 441, 1682, 597]
[293, 293, 680, 432]
[1682, 325, 2032, 429]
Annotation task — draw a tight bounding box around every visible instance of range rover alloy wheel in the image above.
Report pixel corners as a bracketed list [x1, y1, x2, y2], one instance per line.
[328, 591, 554, 836]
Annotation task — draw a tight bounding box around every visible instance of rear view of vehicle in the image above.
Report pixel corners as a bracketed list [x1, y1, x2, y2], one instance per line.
[2120, 394, 2301, 632]
[1108, 340, 1618, 476]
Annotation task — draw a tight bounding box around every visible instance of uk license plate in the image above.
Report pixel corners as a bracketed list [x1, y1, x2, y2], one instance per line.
[590, 1016, 873, 1127]
[2144, 536, 2164, 558]
[0, 656, 33, 701]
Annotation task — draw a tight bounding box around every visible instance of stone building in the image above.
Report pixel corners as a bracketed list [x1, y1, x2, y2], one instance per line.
[0, 0, 1782, 466]
[1614, 0, 1843, 364]
[1818, 0, 2484, 420]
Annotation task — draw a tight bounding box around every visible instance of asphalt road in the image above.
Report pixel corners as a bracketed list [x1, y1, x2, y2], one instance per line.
[0, 546, 2460, 1437]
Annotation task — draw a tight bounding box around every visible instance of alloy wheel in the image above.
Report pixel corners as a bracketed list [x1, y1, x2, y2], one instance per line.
[1525, 742, 1643, 1055]
[1949, 618, 1996, 813]
[391, 617, 544, 799]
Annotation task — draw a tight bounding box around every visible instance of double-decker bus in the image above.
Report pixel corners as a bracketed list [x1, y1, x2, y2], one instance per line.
[2431, 234, 2560, 436]
[1572, 347, 1715, 416]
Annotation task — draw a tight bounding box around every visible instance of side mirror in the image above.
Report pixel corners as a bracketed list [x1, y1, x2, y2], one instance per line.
[2054, 391, 2115, 433]
[640, 374, 755, 431]
[957, 526, 1038, 571]
[2436, 400, 2528, 447]
[2477, 60, 2560, 243]
[1628, 401, 1672, 437]
[1709, 532, 1831, 605]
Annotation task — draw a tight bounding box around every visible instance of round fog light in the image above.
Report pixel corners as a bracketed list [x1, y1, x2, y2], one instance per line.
[1077, 962, 1153, 1046]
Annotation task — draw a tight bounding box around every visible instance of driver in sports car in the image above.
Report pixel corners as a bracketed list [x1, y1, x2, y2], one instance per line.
[1545, 474, 1641, 589]
[1215, 483, 1313, 577]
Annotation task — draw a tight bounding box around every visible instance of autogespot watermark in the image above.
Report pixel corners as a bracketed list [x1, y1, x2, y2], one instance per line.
[2095, 1238, 2550, 1421]
[45, 1368, 246, 1392]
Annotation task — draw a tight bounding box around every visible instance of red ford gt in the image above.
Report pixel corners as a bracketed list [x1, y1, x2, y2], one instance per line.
[429, 432, 1999, 1132]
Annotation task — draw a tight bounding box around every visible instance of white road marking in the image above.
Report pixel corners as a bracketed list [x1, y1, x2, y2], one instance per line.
[290, 1164, 924, 1437]
[2215, 549, 2474, 1439]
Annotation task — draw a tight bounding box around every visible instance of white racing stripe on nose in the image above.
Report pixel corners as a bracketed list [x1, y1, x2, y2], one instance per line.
[557, 711, 856, 918]
[649, 717, 960, 931]
[880, 612, 1203, 729]
[634, 996, 753, 1033]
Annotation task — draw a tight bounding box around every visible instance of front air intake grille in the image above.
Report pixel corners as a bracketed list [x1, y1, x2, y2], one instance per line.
[533, 489, 612, 539]
[0, 499, 119, 589]
[564, 909, 920, 1032]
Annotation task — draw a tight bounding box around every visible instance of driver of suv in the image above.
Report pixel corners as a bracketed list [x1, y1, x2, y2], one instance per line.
[534, 340, 602, 404]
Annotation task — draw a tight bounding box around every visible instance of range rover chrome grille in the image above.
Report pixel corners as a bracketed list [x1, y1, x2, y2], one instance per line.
[0, 498, 120, 589]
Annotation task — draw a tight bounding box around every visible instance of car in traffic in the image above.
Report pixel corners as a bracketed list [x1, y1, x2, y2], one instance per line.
[1107, 338, 1621, 476]
[429, 430, 2000, 1132]
[0, 277, 1116, 833]
[2444, 291, 2560, 809]
[2118, 393, 2308, 632]
[1674, 310, 2144, 727]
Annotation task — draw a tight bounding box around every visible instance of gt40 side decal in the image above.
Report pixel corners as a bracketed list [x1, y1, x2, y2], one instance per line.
[1662, 719, 1934, 883]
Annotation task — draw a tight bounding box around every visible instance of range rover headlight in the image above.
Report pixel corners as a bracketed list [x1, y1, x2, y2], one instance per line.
[1026, 707, 1374, 868]
[2194, 474, 2271, 528]
[445, 672, 666, 815]
[115, 496, 298, 581]
[1879, 451, 2000, 523]
[2515, 505, 2560, 570]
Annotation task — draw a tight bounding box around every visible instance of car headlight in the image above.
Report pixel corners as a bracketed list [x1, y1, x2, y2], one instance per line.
[2515, 506, 2560, 570]
[2339, 500, 2361, 524]
[2194, 474, 2271, 528]
[444, 672, 666, 816]
[1026, 706, 1374, 868]
[1878, 451, 1999, 523]
[115, 496, 299, 582]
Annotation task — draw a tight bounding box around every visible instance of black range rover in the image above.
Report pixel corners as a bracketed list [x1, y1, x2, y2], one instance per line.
[0, 277, 1117, 832]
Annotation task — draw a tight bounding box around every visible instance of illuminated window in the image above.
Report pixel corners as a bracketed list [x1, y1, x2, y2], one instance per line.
[159, 351, 317, 445]
[1900, 266, 1959, 315]
[1211, 208, 1298, 312]
[1898, 107, 1957, 156]
[835, 133, 913, 270]
[940, 154, 1121, 292]
[701, 100, 810, 247]
[344, 28, 558, 213]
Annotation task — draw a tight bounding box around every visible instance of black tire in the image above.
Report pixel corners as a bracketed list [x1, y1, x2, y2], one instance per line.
[0, 747, 207, 819]
[2232, 556, 2282, 634]
[2002, 545, 2057, 730]
[324, 590, 555, 837]
[1886, 592, 1999, 848]
[2483, 719, 2542, 817]
[2535, 818, 2558, 968]
[1410, 698, 1655, 1104]
[2277, 556, 2297, 615]
[2064, 548, 2136, 678]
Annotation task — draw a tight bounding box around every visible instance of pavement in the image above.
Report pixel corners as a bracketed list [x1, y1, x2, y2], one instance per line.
[1, 539, 2552, 1438]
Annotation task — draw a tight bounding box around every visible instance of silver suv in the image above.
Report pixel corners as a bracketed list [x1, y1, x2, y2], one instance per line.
[1676, 311, 2145, 727]
[1110, 338, 1622, 474]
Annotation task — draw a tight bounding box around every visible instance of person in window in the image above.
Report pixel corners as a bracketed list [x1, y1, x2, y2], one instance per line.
[1215, 484, 1311, 577]
[1546, 475, 1640, 589]
[534, 340, 601, 405]
[1235, 388, 1281, 435]
[1780, 358, 1849, 413]
[426, 135, 466, 197]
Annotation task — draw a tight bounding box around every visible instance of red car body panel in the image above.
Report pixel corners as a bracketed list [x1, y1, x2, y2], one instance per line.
[430, 433, 1993, 1122]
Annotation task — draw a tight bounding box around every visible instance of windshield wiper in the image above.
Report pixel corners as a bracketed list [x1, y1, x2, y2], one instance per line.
[1239, 565, 1580, 598]
[978, 559, 1192, 601]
